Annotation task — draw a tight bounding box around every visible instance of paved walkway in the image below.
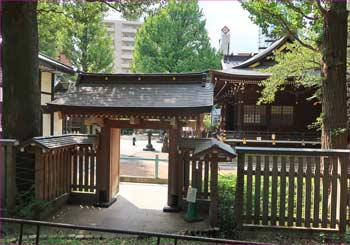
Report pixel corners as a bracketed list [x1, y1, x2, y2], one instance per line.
[48, 183, 210, 233]
[119, 135, 235, 178]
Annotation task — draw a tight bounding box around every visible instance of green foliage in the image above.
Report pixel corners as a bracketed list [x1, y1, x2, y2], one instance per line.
[241, 1, 323, 47]
[217, 174, 237, 239]
[38, 1, 114, 72]
[131, 0, 221, 73]
[15, 185, 51, 219]
[258, 41, 321, 104]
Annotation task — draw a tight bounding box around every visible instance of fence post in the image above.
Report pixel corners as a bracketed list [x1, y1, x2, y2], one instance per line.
[235, 150, 245, 228]
[209, 153, 219, 226]
[338, 155, 347, 232]
[155, 154, 159, 179]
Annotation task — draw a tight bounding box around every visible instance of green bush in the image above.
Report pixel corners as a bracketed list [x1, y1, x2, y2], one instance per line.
[217, 174, 237, 239]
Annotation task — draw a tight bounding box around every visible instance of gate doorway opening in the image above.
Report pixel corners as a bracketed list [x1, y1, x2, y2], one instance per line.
[119, 128, 169, 182]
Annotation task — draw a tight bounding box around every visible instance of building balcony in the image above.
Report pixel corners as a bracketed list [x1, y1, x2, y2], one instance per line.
[121, 46, 134, 51]
[121, 37, 135, 42]
[122, 28, 137, 34]
[121, 63, 130, 68]
[121, 54, 133, 59]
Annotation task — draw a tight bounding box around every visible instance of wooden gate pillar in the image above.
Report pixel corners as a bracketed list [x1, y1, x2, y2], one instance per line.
[164, 126, 181, 212]
[95, 120, 118, 207]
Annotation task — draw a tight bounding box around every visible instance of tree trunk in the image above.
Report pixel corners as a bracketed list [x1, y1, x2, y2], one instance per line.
[321, 1, 348, 150]
[2, 2, 40, 141]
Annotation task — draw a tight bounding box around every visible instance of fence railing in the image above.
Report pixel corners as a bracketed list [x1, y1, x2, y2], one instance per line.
[0, 139, 18, 213]
[35, 144, 96, 201]
[36, 147, 71, 200]
[71, 145, 97, 193]
[0, 217, 254, 245]
[235, 147, 350, 232]
[120, 155, 168, 179]
[180, 151, 213, 200]
[223, 130, 321, 144]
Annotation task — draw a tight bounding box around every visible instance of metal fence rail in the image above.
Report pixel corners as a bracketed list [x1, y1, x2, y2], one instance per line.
[0, 217, 259, 245]
[120, 155, 168, 179]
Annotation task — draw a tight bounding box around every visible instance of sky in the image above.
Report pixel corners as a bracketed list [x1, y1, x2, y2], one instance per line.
[105, 0, 259, 53]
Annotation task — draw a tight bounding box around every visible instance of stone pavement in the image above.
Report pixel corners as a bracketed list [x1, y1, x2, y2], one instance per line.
[48, 182, 210, 233]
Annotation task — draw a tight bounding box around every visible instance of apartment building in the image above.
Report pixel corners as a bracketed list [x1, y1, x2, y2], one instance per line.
[103, 19, 142, 73]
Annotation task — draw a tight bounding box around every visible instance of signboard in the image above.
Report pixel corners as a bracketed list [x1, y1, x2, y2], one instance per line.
[186, 187, 197, 203]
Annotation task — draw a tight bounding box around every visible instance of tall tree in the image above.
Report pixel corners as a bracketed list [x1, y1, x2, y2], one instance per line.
[38, 1, 114, 73]
[242, 1, 348, 150]
[2, 1, 156, 142]
[131, 0, 221, 73]
[2, 2, 41, 141]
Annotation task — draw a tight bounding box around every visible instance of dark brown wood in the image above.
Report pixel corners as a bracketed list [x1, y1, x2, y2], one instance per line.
[191, 160, 196, 188]
[198, 160, 203, 194]
[178, 151, 184, 201]
[109, 128, 120, 200]
[35, 149, 43, 199]
[209, 154, 219, 226]
[235, 152, 245, 227]
[246, 155, 253, 224]
[330, 156, 337, 228]
[296, 157, 304, 226]
[78, 147, 84, 191]
[44, 153, 49, 200]
[90, 147, 95, 192]
[279, 156, 287, 226]
[73, 147, 78, 191]
[305, 157, 312, 227]
[2, 2, 41, 141]
[287, 156, 295, 226]
[313, 157, 320, 228]
[339, 156, 347, 232]
[262, 155, 269, 225]
[184, 151, 190, 193]
[84, 146, 89, 191]
[254, 156, 261, 225]
[321, 157, 330, 228]
[203, 158, 209, 199]
[271, 156, 278, 225]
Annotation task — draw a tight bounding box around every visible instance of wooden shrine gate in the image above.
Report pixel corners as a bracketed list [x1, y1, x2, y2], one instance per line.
[46, 72, 214, 210]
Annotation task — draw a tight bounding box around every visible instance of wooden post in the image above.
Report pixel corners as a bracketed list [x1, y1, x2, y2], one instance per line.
[35, 148, 44, 199]
[96, 123, 110, 204]
[209, 153, 219, 226]
[166, 126, 180, 209]
[235, 151, 245, 228]
[338, 155, 347, 232]
[6, 144, 16, 212]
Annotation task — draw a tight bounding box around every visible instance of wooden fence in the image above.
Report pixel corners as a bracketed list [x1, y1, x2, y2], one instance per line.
[35, 144, 96, 201]
[235, 147, 350, 232]
[179, 149, 222, 226]
[71, 145, 97, 193]
[0, 139, 18, 213]
[180, 150, 214, 200]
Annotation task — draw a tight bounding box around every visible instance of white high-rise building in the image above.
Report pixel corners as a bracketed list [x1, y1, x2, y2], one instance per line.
[258, 26, 275, 50]
[219, 26, 230, 55]
[103, 19, 142, 73]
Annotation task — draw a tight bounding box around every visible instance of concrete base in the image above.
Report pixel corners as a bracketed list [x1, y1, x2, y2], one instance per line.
[163, 205, 181, 213]
[94, 197, 117, 208]
[121, 175, 168, 184]
[46, 183, 210, 233]
[143, 146, 155, 151]
[39, 193, 70, 220]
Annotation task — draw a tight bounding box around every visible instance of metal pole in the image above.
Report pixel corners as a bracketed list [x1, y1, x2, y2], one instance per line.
[155, 155, 159, 179]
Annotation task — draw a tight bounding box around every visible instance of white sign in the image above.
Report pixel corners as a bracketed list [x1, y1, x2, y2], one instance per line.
[186, 187, 197, 203]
